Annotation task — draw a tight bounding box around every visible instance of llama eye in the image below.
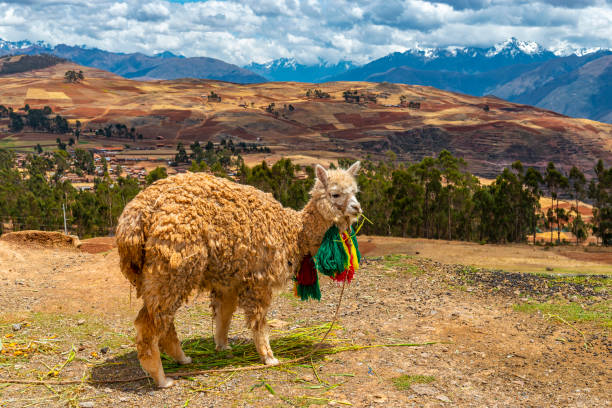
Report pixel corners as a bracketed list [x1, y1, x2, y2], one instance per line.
[332, 193, 340, 198]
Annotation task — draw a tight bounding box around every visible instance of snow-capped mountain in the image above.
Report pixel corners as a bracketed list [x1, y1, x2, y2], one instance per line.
[0, 39, 51, 52]
[244, 57, 356, 83]
[485, 38, 546, 57]
[549, 43, 604, 57]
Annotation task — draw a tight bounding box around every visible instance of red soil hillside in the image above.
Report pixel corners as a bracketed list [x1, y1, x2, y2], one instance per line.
[1, 62, 611, 176]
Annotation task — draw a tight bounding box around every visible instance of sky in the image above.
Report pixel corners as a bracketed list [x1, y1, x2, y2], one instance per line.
[0, 0, 611, 65]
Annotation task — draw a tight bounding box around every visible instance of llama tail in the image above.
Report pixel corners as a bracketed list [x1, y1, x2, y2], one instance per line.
[116, 208, 146, 296]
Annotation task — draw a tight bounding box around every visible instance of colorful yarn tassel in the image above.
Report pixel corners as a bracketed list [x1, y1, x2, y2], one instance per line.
[294, 255, 321, 301]
[294, 225, 361, 301]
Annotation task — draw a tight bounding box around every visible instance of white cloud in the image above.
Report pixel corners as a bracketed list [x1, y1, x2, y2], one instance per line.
[0, 7, 26, 25]
[0, 0, 610, 65]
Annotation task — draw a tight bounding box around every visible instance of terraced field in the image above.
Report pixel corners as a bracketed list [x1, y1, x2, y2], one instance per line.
[1, 62, 611, 176]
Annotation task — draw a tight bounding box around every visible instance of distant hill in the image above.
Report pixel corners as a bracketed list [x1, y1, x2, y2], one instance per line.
[490, 54, 612, 123]
[2, 37, 612, 122]
[1, 62, 610, 178]
[326, 39, 612, 123]
[0, 40, 266, 84]
[0, 54, 65, 75]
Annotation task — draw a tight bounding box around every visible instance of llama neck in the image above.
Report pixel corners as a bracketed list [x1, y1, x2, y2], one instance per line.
[297, 199, 333, 257]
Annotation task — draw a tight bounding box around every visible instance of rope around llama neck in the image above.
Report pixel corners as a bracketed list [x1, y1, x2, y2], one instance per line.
[0, 279, 349, 386]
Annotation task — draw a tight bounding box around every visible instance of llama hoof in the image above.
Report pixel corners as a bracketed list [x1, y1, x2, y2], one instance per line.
[215, 344, 232, 352]
[157, 377, 175, 388]
[178, 356, 192, 365]
[264, 357, 279, 366]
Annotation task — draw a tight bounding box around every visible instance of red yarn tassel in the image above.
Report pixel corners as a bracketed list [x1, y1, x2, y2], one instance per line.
[330, 232, 356, 283]
[294, 255, 321, 300]
[297, 255, 317, 286]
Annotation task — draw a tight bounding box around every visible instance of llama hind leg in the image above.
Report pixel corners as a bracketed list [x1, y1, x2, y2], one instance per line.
[211, 290, 238, 351]
[159, 318, 191, 365]
[241, 294, 278, 365]
[135, 306, 174, 388]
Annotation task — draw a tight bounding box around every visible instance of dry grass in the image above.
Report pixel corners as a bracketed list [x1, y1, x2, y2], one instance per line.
[361, 236, 612, 275]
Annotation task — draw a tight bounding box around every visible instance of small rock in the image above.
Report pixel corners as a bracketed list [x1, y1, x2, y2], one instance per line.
[411, 384, 437, 395]
[77, 319, 86, 326]
[415, 251, 420, 255]
[12, 323, 22, 331]
[437, 395, 451, 403]
[546, 267, 553, 271]
[100, 347, 109, 354]
[301, 374, 315, 382]
[79, 402, 95, 408]
[120, 344, 129, 349]
[371, 394, 387, 403]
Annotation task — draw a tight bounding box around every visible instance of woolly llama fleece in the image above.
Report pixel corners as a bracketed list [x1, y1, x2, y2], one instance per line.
[116, 162, 362, 387]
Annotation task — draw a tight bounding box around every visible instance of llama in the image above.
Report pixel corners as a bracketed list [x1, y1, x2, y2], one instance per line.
[116, 162, 361, 387]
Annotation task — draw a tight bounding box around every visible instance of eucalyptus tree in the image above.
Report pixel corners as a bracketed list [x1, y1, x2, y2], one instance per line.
[568, 166, 587, 244]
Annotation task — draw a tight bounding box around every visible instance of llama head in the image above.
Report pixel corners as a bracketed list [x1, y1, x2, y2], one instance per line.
[311, 161, 362, 229]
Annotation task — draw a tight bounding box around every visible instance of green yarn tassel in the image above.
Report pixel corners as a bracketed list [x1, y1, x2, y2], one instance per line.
[313, 225, 348, 277]
[295, 272, 321, 301]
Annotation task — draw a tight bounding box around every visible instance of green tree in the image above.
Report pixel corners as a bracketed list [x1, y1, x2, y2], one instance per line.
[545, 162, 563, 244]
[568, 166, 586, 244]
[8, 111, 23, 131]
[189, 160, 208, 172]
[589, 160, 612, 245]
[56, 138, 67, 150]
[64, 70, 84, 83]
[74, 148, 95, 174]
[146, 167, 168, 185]
[189, 141, 204, 163]
[175, 142, 189, 164]
[523, 167, 543, 244]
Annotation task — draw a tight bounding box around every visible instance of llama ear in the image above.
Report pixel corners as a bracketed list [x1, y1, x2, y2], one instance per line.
[347, 161, 361, 176]
[315, 164, 328, 187]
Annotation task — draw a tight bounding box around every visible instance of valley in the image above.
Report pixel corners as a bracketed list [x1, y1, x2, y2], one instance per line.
[1, 61, 611, 178]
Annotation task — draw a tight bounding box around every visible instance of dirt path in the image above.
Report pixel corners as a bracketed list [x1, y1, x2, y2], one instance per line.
[0, 241, 610, 407]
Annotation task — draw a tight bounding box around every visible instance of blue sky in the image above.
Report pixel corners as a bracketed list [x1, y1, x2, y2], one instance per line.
[0, 0, 611, 65]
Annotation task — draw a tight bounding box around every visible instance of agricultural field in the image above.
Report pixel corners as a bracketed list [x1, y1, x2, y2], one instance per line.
[0, 236, 609, 407]
[2, 62, 612, 177]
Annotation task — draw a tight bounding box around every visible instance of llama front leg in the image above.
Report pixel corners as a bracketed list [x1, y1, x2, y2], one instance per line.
[252, 318, 278, 365]
[135, 306, 174, 388]
[211, 290, 238, 351]
[159, 318, 191, 365]
[241, 294, 278, 365]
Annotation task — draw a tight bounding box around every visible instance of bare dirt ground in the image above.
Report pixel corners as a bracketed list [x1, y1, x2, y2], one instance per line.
[0, 238, 610, 407]
[360, 236, 612, 275]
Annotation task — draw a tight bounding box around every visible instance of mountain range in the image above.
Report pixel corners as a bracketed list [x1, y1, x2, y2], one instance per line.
[1, 37, 611, 123]
[244, 58, 357, 83]
[0, 39, 266, 84]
